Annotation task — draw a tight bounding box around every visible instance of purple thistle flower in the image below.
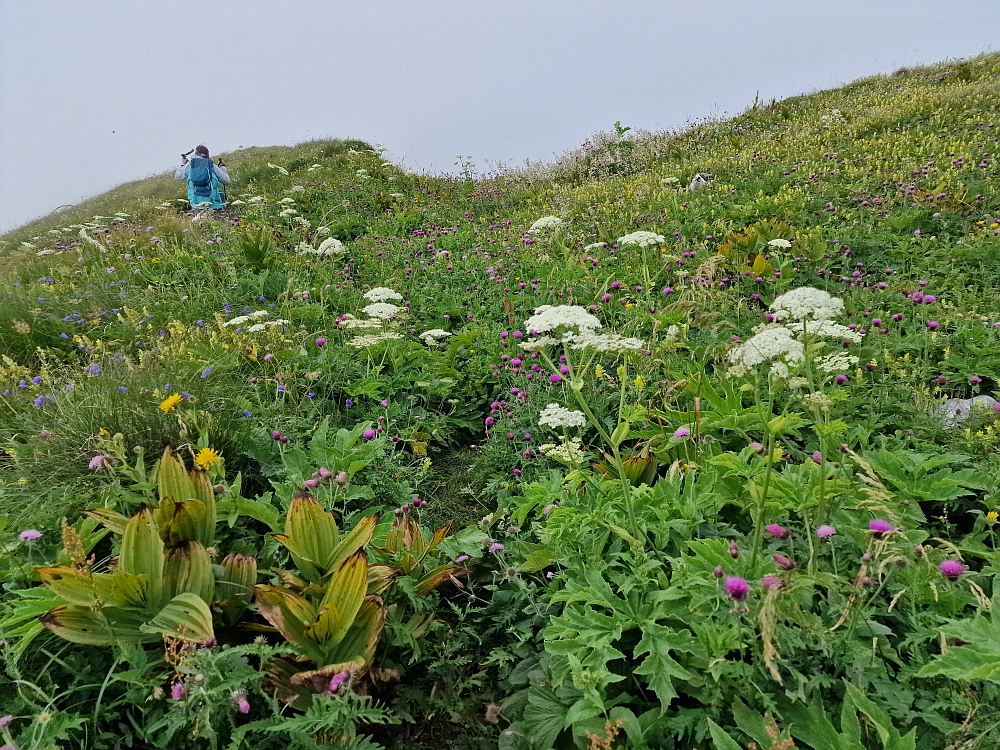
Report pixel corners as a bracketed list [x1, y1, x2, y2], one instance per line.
[0, 715, 12, 728]
[673, 426, 690, 439]
[939, 559, 964, 581]
[772, 554, 796, 571]
[761, 575, 783, 591]
[488, 543, 505, 553]
[328, 671, 349, 694]
[869, 519, 894, 538]
[19, 529, 42, 542]
[455, 555, 469, 563]
[232, 691, 250, 713]
[315, 337, 326, 347]
[765, 523, 788, 539]
[89, 455, 111, 470]
[171, 682, 185, 701]
[362, 429, 376, 440]
[816, 524, 837, 538]
[724, 576, 750, 601]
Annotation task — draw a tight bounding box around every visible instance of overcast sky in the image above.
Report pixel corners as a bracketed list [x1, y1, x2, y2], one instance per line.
[1, 1, 996, 233]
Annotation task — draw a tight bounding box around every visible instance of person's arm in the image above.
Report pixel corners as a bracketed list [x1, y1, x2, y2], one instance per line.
[174, 161, 188, 180]
[214, 163, 231, 185]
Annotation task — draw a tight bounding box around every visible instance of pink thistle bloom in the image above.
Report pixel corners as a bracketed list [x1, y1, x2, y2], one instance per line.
[761, 575, 783, 591]
[673, 427, 690, 439]
[488, 543, 505, 553]
[939, 559, 964, 581]
[19, 529, 42, 542]
[772, 554, 796, 570]
[328, 671, 349, 694]
[765, 524, 788, 539]
[549, 373, 562, 383]
[171, 682, 185, 701]
[89, 455, 112, 470]
[816, 525, 837, 538]
[232, 691, 250, 713]
[0, 715, 11, 728]
[362, 429, 376, 439]
[869, 519, 894, 537]
[724, 576, 750, 601]
[315, 337, 326, 347]
[455, 555, 469, 563]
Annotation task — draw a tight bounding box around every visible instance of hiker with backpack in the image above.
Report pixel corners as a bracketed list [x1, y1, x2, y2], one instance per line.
[175, 145, 231, 209]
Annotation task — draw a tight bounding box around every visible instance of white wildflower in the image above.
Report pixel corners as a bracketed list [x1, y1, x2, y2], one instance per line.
[363, 287, 403, 303]
[316, 226, 331, 235]
[816, 352, 860, 373]
[36, 248, 58, 256]
[278, 208, 297, 217]
[278, 198, 296, 204]
[562, 330, 645, 352]
[419, 329, 452, 346]
[341, 316, 382, 330]
[584, 242, 608, 251]
[229, 199, 246, 206]
[224, 315, 251, 327]
[769, 287, 844, 322]
[349, 332, 403, 348]
[728, 326, 804, 376]
[539, 438, 586, 465]
[318, 238, 345, 256]
[801, 392, 834, 413]
[525, 305, 602, 334]
[617, 231, 665, 248]
[520, 336, 559, 351]
[362, 302, 401, 320]
[267, 162, 289, 175]
[307, 164, 322, 172]
[247, 196, 266, 204]
[767, 238, 792, 248]
[289, 185, 305, 193]
[296, 242, 316, 254]
[538, 403, 588, 430]
[796, 320, 864, 343]
[247, 323, 268, 333]
[529, 216, 563, 233]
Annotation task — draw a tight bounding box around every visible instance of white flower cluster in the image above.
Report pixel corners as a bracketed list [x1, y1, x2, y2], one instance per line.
[767, 238, 792, 248]
[728, 326, 805, 377]
[769, 287, 844, 322]
[419, 329, 452, 346]
[529, 216, 563, 233]
[562, 330, 645, 353]
[341, 316, 382, 330]
[247, 319, 290, 333]
[538, 403, 588, 430]
[223, 311, 270, 327]
[584, 242, 608, 251]
[525, 305, 602, 334]
[539, 438, 585, 465]
[278, 208, 297, 217]
[349, 332, 404, 348]
[796, 320, 864, 343]
[363, 287, 403, 303]
[362, 302, 401, 320]
[816, 352, 859, 373]
[617, 231, 665, 248]
[316, 238, 345, 256]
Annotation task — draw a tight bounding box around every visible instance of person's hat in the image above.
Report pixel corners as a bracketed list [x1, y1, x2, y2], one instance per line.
[195, 145, 209, 157]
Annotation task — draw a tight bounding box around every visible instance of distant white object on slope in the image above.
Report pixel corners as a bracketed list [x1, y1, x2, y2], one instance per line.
[689, 173, 712, 191]
[935, 395, 999, 428]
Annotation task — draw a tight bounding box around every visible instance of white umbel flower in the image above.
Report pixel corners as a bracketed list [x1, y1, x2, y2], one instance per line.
[529, 216, 563, 233]
[795, 320, 864, 343]
[617, 231, 665, 248]
[419, 329, 451, 345]
[525, 305, 602, 334]
[539, 438, 585, 465]
[538, 403, 588, 429]
[362, 302, 401, 320]
[341, 317, 382, 330]
[317, 238, 345, 256]
[350, 332, 404, 348]
[816, 352, 859, 373]
[363, 287, 403, 303]
[728, 326, 805, 376]
[770, 287, 844, 322]
[562, 330, 645, 352]
[767, 238, 792, 248]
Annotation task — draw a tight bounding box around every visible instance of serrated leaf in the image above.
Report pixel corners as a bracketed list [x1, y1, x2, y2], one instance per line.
[707, 719, 744, 750]
[632, 623, 695, 713]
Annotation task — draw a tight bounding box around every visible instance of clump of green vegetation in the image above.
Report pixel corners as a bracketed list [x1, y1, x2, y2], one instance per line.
[2, 54, 1000, 749]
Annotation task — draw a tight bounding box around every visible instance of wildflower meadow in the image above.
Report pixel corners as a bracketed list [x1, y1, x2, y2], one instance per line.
[2, 55, 1000, 749]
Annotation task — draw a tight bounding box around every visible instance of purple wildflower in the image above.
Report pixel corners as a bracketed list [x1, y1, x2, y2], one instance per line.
[939, 559, 964, 581]
[232, 691, 250, 713]
[816, 525, 837, 538]
[673, 426, 690, 438]
[869, 519, 894, 538]
[328, 671, 349, 694]
[19, 529, 42, 542]
[171, 682, 185, 701]
[724, 576, 750, 601]
[765, 524, 788, 539]
[488, 543, 505, 553]
[761, 575, 783, 591]
[362, 429, 376, 440]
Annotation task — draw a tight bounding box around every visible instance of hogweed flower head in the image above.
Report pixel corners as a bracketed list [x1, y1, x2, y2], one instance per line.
[538, 403, 587, 429]
[769, 286, 845, 322]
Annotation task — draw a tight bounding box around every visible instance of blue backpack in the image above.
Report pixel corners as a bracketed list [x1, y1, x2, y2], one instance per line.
[189, 156, 215, 198]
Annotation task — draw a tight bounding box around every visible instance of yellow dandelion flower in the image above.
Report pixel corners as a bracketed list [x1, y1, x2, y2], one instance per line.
[159, 393, 182, 412]
[16, 478, 28, 486]
[594, 365, 605, 378]
[634, 376, 645, 388]
[195, 447, 222, 469]
[987, 511, 998, 524]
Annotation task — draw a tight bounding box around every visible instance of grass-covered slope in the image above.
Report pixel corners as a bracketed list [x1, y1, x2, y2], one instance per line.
[1, 54, 1000, 749]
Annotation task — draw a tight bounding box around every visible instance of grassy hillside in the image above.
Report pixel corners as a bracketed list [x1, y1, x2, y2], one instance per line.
[1, 53, 1000, 749]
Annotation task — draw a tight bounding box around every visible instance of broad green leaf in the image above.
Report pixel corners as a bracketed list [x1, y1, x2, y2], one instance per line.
[317, 551, 368, 647]
[707, 719, 744, 750]
[254, 585, 324, 663]
[119, 509, 164, 604]
[520, 685, 566, 750]
[633, 622, 695, 712]
[142, 593, 214, 642]
[327, 597, 385, 666]
[162, 541, 215, 602]
[326, 513, 379, 572]
[41, 605, 155, 646]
